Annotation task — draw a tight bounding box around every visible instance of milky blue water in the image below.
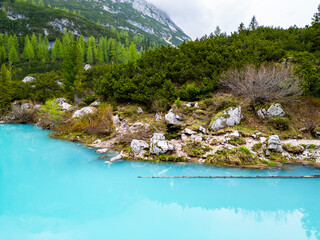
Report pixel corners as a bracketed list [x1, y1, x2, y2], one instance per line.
[0, 124, 320, 240]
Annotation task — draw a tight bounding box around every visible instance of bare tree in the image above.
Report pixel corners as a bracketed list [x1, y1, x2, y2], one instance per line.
[219, 64, 302, 103]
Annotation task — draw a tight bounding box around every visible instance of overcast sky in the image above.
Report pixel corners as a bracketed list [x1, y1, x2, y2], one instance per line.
[148, 0, 320, 39]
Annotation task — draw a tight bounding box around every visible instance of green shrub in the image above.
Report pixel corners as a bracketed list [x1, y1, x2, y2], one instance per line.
[268, 117, 290, 131]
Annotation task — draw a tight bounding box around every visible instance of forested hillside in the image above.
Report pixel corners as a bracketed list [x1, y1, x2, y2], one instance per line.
[0, 4, 320, 113]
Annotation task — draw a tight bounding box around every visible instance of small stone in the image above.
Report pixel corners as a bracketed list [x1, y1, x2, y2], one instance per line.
[96, 148, 109, 154]
[72, 107, 97, 118]
[90, 101, 101, 106]
[267, 103, 285, 118]
[184, 128, 197, 135]
[155, 113, 162, 122]
[84, 64, 92, 71]
[199, 126, 207, 134]
[265, 150, 271, 157]
[93, 139, 102, 145]
[136, 107, 143, 114]
[260, 137, 267, 143]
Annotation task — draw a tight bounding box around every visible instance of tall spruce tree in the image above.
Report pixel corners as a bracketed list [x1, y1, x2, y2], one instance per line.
[62, 41, 82, 105]
[0, 64, 12, 111]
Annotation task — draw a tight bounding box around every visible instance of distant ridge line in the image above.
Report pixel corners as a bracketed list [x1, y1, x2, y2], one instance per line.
[138, 175, 320, 179]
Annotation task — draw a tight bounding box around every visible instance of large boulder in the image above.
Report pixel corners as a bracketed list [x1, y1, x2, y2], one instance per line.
[257, 103, 285, 119]
[56, 98, 73, 111]
[165, 109, 181, 127]
[267, 103, 285, 118]
[72, 107, 97, 118]
[131, 139, 149, 156]
[150, 133, 174, 155]
[211, 106, 242, 132]
[268, 135, 283, 153]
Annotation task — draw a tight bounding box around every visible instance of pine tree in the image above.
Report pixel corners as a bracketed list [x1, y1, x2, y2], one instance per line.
[23, 36, 35, 61]
[38, 0, 44, 7]
[62, 41, 82, 105]
[0, 64, 12, 111]
[86, 44, 93, 64]
[8, 46, 19, 63]
[249, 16, 258, 30]
[0, 46, 7, 64]
[128, 42, 139, 63]
[31, 33, 38, 58]
[51, 39, 64, 61]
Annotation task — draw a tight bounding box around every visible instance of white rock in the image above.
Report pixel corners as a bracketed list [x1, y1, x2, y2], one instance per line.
[267, 103, 285, 118]
[165, 109, 181, 126]
[268, 135, 283, 153]
[136, 107, 143, 114]
[211, 106, 242, 132]
[131, 139, 149, 156]
[113, 115, 121, 124]
[199, 126, 208, 134]
[257, 108, 267, 119]
[56, 81, 63, 87]
[155, 113, 162, 122]
[181, 134, 188, 142]
[150, 133, 174, 155]
[184, 128, 197, 135]
[72, 107, 97, 118]
[56, 98, 73, 111]
[191, 133, 203, 142]
[84, 64, 92, 71]
[96, 148, 109, 154]
[106, 152, 123, 163]
[21, 103, 30, 110]
[90, 101, 101, 106]
[260, 137, 267, 143]
[22, 76, 36, 83]
[93, 139, 102, 145]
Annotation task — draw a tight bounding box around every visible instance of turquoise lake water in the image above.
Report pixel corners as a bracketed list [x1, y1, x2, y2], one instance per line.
[0, 124, 320, 240]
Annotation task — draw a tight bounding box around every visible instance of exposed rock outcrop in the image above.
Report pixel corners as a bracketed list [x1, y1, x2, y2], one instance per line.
[131, 139, 149, 156]
[150, 133, 174, 155]
[165, 109, 181, 127]
[268, 135, 283, 153]
[56, 98, 73, 111]
[211, 106, 242, 132]
[257, 103, 285, 119]
[72, 107, 97, 118]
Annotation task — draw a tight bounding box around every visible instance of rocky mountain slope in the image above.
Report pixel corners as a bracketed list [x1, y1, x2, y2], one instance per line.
[46, 0, 190, 46]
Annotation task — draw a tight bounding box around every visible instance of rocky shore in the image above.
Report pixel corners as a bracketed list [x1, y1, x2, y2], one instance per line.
[2, 97, 320, 169]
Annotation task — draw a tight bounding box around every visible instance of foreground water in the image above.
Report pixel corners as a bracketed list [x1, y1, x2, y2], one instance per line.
[0, 125, 320, 240]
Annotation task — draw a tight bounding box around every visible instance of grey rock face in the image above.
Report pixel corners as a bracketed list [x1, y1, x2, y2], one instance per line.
[268, 135, 283, 153]
[165, 109, 181, 127]
[56, 98, 73, 111]
[257, 108, 267, 119]
[211, 106, 242, 132]
[131, 139, 149, 156]
[267, 103, 285, 118]
[150, 133, 174, 155]
[72, 107, 97, 118]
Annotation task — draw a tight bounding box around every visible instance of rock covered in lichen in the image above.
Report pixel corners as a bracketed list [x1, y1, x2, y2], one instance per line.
[150, 133, 174, 155]
[211, 106, 242, 132]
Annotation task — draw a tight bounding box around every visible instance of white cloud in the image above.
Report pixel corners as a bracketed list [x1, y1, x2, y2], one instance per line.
[148, 0, 319, 39]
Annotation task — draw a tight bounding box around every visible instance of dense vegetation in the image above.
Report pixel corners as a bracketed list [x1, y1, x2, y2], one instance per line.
[0, 4, 320, 114]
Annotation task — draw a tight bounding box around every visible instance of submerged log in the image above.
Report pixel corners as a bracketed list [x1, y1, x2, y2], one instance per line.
[138, 175, 320, 179]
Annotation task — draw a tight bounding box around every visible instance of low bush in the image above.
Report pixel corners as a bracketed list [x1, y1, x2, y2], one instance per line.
[268, 117, 290, 131]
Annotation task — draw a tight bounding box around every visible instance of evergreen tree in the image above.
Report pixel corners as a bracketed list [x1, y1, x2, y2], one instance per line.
[51, 39, 64, 61]
[38, 0, 44, 7]
[31, 33, 38, 58]
[62, 41, 82, 105]
[128, 42, 139, 62]
[8, 46, 19, 63]
[249, 16, 258, 30]
[0, 64, 12, 111]
[23, 36, 35, 61]
[0, 46, 7, 64]
[87, 44, 93, 64]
